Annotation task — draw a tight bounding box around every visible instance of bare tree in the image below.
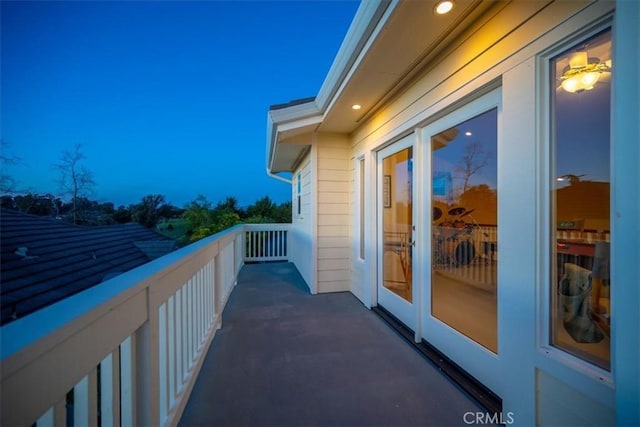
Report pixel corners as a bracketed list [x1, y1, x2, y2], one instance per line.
[455, 142, 490, 195]
[1, 140, 23, 193]
[53, 144, 95, 224]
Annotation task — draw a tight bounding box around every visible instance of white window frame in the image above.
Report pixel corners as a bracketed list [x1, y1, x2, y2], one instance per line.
[536, 19, 614, 386]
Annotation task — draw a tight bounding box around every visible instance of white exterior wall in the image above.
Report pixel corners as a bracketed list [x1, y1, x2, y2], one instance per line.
[316, 133, 351, 293]
[290, 154, 315, 292]
[347, 1, 623, 424]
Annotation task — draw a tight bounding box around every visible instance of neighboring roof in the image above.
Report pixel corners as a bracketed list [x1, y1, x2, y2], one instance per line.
[269, 96, 316, 111]
[0, 209, 177, 325]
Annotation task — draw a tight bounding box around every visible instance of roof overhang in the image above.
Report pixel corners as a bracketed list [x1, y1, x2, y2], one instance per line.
[267, 0, 498, 174]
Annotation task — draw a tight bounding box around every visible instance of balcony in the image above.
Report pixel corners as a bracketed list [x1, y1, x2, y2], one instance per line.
[1, 223, 482, 427]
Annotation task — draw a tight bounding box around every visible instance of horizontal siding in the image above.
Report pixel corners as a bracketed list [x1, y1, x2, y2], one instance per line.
[318, 141, 349, 152]
[291, 155, 314, 289]
[318, 247, 350, 259]
[318, 203, 349, 215]
[318, 181, 350, 193]
[318, 215, 348, 227]
[317, 157, 349, 171]
[317, 236, 349, 249]
[317, 142, 349, 159]
[318, 269, 348, 282]
[318, 191, 349, 204]
[318, 169, 350, 182]
[316, 137, 350, 294]
[318, 225, 349, 237]
[318, 280, 351, 293]
[318, 258, 350, 271]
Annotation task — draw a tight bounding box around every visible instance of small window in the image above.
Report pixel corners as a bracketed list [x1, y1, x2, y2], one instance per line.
[297, 172, 302, 216]
[549, 29, 612, 370]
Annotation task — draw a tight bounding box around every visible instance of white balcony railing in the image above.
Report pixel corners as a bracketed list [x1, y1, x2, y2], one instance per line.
[0, 223, 290, 427]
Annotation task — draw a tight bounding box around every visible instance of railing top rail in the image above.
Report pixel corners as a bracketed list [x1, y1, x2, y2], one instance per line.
[0, 224, 245, 361]
[243, 223, 291, 231]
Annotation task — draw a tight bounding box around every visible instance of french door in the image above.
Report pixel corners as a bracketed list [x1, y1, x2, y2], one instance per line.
[377, 135, 416, 330]
[422, 90, 501, 393]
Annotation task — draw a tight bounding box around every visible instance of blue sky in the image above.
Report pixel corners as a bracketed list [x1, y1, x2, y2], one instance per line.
[1, 0, 359, 208]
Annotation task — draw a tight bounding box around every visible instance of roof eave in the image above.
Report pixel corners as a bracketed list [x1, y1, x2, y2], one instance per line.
[266, 0, 394, 175]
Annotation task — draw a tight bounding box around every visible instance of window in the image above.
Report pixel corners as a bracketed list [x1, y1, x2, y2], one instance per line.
[549, 29, 612, 370]
[296, 172, 301, 217]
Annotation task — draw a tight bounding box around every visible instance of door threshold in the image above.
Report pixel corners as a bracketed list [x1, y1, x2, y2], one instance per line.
[372, 305, 502, 415]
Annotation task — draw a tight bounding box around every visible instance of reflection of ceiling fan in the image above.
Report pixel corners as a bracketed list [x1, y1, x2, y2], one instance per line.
[560, 51, 611, 93]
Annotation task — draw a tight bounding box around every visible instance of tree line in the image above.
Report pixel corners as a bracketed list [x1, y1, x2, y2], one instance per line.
[1, 192, 290, 242]
[1, 143, 291, 244]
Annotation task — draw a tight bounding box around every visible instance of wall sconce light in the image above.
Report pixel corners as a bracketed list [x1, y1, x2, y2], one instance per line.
[560, 51, 611, 93]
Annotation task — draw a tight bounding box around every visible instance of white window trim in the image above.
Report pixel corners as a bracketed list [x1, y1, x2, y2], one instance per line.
[535, 18, 614, 389]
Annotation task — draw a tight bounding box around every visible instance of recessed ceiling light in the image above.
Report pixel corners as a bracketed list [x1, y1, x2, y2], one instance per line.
[465, 131, 472, 136]
[352, 104, 362, 110]
[434, 0, 454, 15]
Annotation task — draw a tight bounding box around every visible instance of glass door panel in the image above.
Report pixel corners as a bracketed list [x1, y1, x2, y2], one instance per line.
[431, 108, 498, 353]
[377, 136, 415, 331]
[382, 147, 414, 302]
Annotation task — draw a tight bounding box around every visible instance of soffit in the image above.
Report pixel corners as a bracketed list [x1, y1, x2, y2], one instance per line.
[319, 0, 496, 134]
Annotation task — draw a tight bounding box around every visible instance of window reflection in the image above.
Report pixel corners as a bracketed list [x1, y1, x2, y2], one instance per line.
[431, 108, 498, 352]
[551, 30, 611, 370]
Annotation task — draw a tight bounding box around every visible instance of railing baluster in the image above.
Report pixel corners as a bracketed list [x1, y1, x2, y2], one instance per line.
[198, 267, 204, 346]
[74, 377, 86, 427]
[100, 353, 114, 427]
[207, 261, 213, 327]
[187, 279, 193, 364]
[175, 289, 182, 392]
[36, 407, 54, 426]
[181, 284, 188, 381]
[120, 336, 133, 427]
[158, 303, 167, 423]
[168, 296, 176, 408]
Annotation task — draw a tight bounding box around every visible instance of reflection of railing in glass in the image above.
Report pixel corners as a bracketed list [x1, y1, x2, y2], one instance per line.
[383, 231, 412, 301]
[432, 225, 497, 292]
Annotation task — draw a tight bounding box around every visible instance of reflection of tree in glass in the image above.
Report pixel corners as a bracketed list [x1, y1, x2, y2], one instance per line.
[459, 184, 497, 226]
[454, 142, 490, 194]
[558, 174, 585, 186]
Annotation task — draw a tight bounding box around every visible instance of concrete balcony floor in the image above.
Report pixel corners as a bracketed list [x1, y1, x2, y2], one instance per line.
[179, 262, 485, 426]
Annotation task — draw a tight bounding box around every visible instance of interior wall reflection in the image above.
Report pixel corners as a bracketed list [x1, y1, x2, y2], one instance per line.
[382, 148, 413, 302]
[431, 108, 498, 353]
[550, 30, 612, 370]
